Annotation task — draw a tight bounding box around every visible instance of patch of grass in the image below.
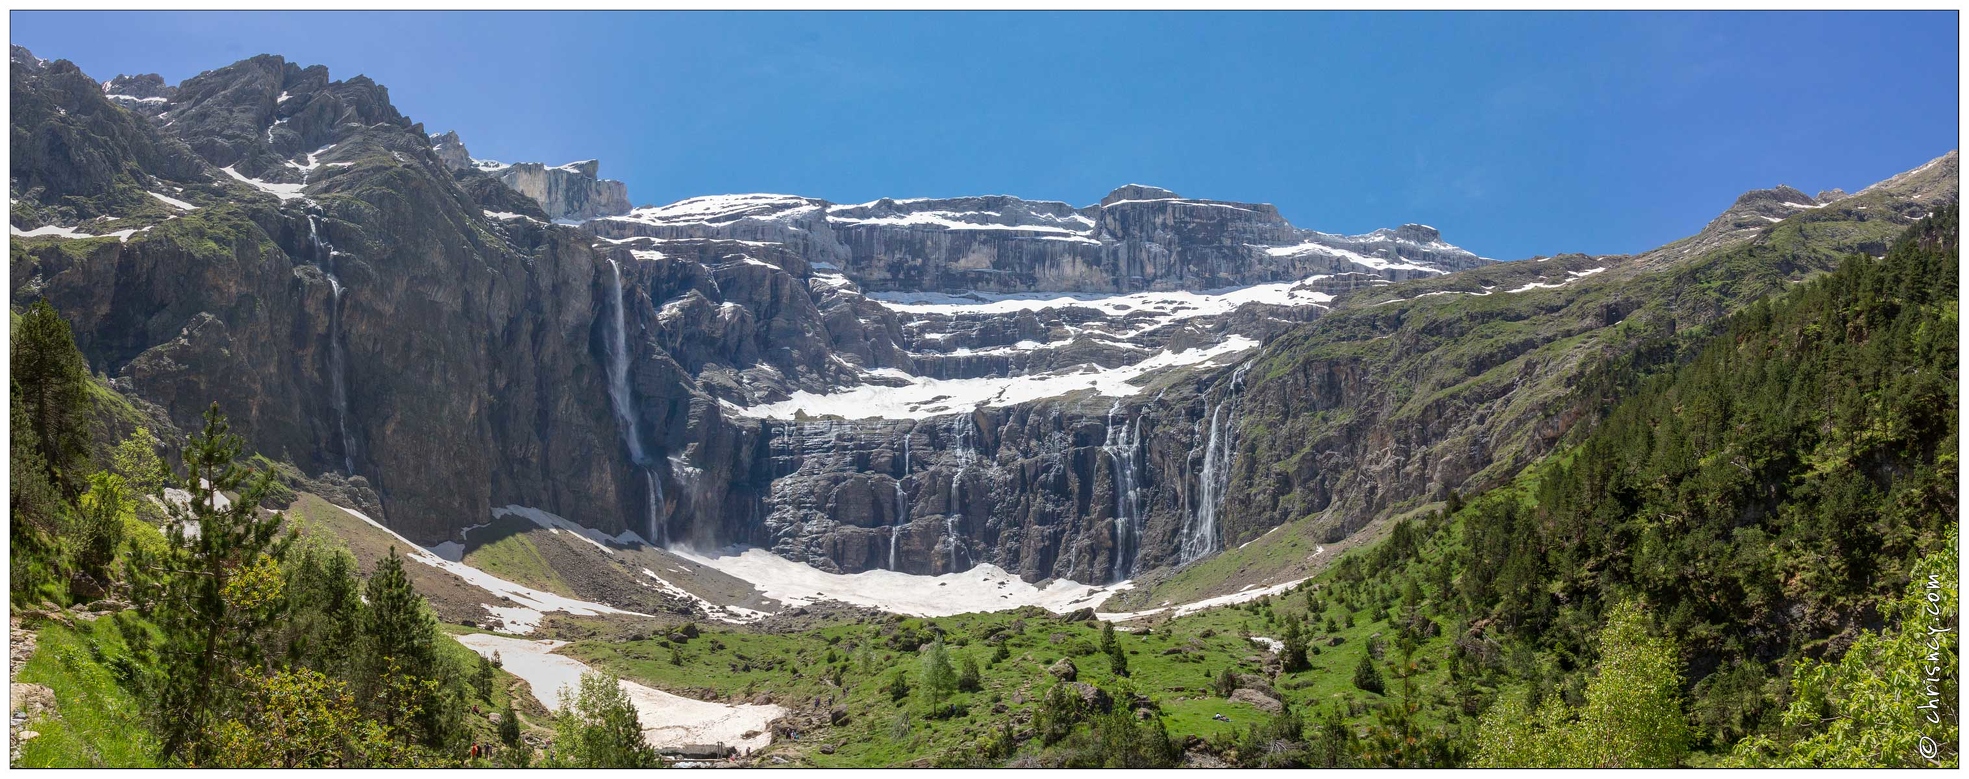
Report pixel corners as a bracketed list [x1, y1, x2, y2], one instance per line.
[459, 518, 575, 598]
[14, 615, 161, 768]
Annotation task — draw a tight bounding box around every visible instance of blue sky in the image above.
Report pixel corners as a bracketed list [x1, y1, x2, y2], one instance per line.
[11, 11, 1958, 259]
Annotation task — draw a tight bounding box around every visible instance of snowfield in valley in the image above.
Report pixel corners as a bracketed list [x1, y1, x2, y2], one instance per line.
[455, 633, 785, 754]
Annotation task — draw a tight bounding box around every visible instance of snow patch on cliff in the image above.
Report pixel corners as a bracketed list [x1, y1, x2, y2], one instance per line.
[872, 277, 1333, 320]
[729, 336, 1256, 420]
[612, 194, 819, 226]
[220, 165, 307, 201]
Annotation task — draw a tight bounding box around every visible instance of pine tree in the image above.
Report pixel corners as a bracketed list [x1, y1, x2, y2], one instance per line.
[1280, 614, 1310, 673]
[9, 381, 64, 601]
[498, 702, 523, 748]
[361, 548, 444, 746]
[1214, 668, 1238, 698]
[475, 654, 497, 701]
[282, 544, 363, 676]
[12, 299, 94, 495]
[1352, 654, 1384, 695]
[1102, 621, 1129, 677]
[957, 652, 982, 693]
[125, 404, 291, 763]
[918, 639, 958, 715]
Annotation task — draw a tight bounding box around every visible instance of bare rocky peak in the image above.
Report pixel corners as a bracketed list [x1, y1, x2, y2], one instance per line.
[10, 44, 46, 74]
[430, 130, 631, 221]
[430, 130, 472, 172]
[1099, 183, 1182, 206]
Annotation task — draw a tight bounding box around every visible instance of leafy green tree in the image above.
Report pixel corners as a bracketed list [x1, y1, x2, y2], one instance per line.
[12, 299, 93, 495]
[111, 427, 168, 497]
[73, 470, 131, 584]
[546, 672, 657, 768]
[1474, 602, 1689, 767]
[1727, 537, 1958, 767]
[205, 668, 402, 768]
[125, 404, 292, 764]
[112, 426, 169, 523]
[1571, 603, 1690, 766]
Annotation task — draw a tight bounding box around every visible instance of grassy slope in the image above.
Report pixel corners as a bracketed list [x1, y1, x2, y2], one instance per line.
[459, 516, 577, 598]
[563, 559, 1458, 767]
[1115, 163, 1950, 612]
[14, 616, 162, 768]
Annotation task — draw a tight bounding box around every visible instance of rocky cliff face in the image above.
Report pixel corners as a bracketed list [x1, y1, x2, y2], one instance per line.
[12, 51, 639, 545]
[14, 47, 1955, 594]
[589, 187, 1488, 295]
[429, 130, 632, 221]
[568, 182, 1490, 580]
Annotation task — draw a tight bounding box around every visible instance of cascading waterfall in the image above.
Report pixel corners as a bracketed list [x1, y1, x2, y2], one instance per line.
[603, 258, 665, 545]
[309, 215, 356, 474]
[946, 416, 977, 572]
[645, 470, 666, 546]
[1104, 400, 1145, 582]
[945, 515, 959, 571]
[1181, 362, 1251, 564]
[890, 431, 909, 571]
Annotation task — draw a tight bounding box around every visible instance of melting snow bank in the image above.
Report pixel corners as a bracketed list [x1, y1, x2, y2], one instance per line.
[639, 568, 773, 625]
[727, 335, 1257, 420]
[12, 223, 155, 242]
[456, 633, 784, 754]
[1095, 576, 1309, 622]
[671, 546, 1128, 617]
[11, 224, 93, 239]
[334, 505, 649, 634]
[670, 545, 1313, 624]
[220, 165, 307, 201]
[1504, 266, 1607, 294]
[491, 504, 649, 555]
[871, 278, 1332, 319]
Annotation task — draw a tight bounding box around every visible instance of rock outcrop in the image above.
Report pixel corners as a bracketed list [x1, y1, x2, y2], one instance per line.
[430, 129, 472, 172]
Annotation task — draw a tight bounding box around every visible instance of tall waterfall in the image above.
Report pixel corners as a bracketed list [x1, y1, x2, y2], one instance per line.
[890, 431, 909, 571]
[603, 258, 664, 545]
[1181, 362, 1250, 564]
[309, 215, 355, 474]
[946, 514, 961, 572]
[947, 416, 978, 572]
[1104, 400, 1144, 582]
